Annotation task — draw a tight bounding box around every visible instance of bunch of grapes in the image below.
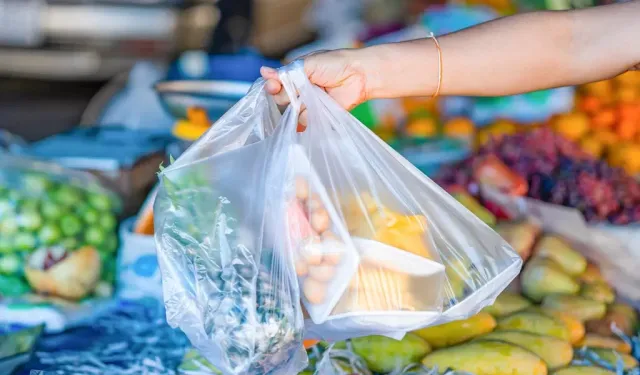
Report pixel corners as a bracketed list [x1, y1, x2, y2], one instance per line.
[437, 128, 640, 224]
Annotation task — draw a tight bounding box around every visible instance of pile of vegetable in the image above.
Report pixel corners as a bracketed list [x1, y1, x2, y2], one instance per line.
[0, 160, 120, 300]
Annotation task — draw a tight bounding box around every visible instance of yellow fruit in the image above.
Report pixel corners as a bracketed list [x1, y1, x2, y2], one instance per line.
[592, 130, 619, 151]
[590, 348, 638, 370]
[580, 136, 604, 158]
[443, 117, 475, 140]
[616, 85, 639, 103]
[526, 307, 586, 345]
[552, 366, 615, 375]
[483, 292, 532, 318]
[551, 112, 590, 141]
[582, 80, 613, 98]
[351, 334, 432, 373]
[580, 263, 606, 284]
[402, 97, 436, 114]
[489, 119, 518, 135]
[614, 71, 640, 86]
[607, 143, 640, 175]
[521, 258, 580, 302]
[497, 312, 570, 341]
[413, 313, 496, 349]
[580, 282, 615, 304]
[405, 117, 438, 138]
[574, 334, 632, 354]
[479, 331, 573, 369]
[541, 295, 606, 322]
[533, 236, 587, 276]
[422, 340, 548, 375]
[494, 220, 540, 261]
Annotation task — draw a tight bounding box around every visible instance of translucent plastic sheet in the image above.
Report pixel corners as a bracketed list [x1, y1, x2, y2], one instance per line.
[154, 61, 522, 374]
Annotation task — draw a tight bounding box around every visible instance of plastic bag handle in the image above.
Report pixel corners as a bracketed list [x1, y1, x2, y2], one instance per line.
[277, 60, 308, 113]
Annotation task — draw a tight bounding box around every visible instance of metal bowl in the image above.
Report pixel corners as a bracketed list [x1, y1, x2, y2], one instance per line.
[154, 80, 252, 120]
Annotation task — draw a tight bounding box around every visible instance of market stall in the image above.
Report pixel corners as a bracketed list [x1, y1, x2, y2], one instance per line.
[1, 1, 640, 375]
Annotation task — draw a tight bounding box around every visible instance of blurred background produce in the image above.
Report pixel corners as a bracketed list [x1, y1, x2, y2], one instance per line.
[1, 0, 640, 374]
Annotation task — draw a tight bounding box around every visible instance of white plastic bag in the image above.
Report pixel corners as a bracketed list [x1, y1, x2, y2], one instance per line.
[154, 61, 522, 374]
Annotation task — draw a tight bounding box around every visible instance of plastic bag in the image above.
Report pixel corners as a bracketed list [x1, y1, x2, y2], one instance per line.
[0, 154, 121, 301]
[154, 78, 306, 375]
[154, 61, 521, 374]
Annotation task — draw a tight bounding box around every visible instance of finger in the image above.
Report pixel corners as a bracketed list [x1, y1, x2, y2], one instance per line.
[265, 79, 282, 95]
[273, 89, 291, 106]
[298, 108, 308, 129]
[265, 79, 291, 106]
[260, 66, 278, 79]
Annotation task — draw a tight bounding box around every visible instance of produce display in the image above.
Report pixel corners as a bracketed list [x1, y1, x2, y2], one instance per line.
[0, 156, 121, 300]
[567, 72, 640, 175]
[295, 223, 640, 375]
[436, 128, 640, 224]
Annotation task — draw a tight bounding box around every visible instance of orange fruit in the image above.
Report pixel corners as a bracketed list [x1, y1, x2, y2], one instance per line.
[490, 119, 518, 135]
[609, 144, 640, 175]
[443, 117, 475, 140]
[578, 95, 602, 115]
[406, 117, 438, 138]
[617, 119, 638, 141]
[592, 130, 619, 150]
[402, 97, 436, 115]
[614, 71, 640, 87]
[617, 102, 640, 121]
[551, 112, 590, 141]
[582, 80, 613, 99]
[186, 107, 210, 127]
[580, 136, 605, 158]
[475, 128, 501, 148]
[616, 85, 639, 103]
[591, 108, 617, 130]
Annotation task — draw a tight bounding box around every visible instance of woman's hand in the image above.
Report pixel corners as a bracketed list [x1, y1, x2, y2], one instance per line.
[260, 49, 375, 123]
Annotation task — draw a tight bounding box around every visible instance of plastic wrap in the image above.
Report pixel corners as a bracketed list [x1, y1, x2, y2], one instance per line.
[0, 154, 121, 302]
[154, 61, 521, 374]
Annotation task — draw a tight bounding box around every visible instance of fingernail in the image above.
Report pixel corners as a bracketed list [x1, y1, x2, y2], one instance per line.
[261, 66, 276, 74]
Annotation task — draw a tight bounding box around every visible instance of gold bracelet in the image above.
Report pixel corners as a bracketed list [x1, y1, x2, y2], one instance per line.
[429, 32, 443, 99]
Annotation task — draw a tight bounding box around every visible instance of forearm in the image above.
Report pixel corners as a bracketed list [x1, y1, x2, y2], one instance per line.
[360, 2, 640, 99]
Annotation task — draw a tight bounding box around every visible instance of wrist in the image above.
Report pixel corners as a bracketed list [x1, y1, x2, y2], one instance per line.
[350, 46, 387, 100]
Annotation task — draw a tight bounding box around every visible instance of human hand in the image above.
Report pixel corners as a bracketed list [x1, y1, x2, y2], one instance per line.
[260, 49, 373, 125]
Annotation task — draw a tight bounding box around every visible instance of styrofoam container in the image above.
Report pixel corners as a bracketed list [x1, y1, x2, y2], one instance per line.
[290, 145, 447, 328]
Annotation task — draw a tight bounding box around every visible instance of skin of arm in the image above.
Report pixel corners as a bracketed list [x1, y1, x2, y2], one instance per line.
[356, 1, 640, 99]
